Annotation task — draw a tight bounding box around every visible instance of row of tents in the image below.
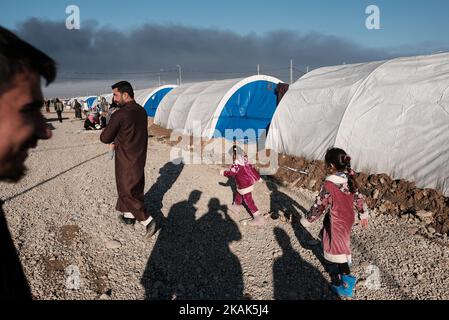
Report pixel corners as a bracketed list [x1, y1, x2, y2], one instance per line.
[71, 84, 176, 117]
[70, 52, 449, 196]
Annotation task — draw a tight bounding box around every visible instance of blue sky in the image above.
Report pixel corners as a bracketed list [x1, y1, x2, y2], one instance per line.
[2, 0, 448, 96]
[1, 0, 448, 50]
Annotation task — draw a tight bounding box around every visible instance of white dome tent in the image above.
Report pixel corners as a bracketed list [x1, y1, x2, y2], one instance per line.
[104, 93, 113, 105]
[154, 75, 282, 141]
[97, 85, 176, 116]
[266, 52, 449, 196]
[134, 85, 177, 117]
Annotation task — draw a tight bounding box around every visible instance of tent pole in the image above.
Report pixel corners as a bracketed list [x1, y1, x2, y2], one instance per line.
[290, 59, 293, 84]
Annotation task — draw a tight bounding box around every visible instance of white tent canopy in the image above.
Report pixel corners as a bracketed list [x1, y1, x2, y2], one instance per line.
[134, 85, 177, 117]
[104, 93, 113, 105]
[154, 75, 281, 139]
[266, 52, 449, 195]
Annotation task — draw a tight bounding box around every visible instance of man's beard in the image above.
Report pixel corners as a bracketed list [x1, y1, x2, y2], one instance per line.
[115, 99, 125, 107]
[0, 159, 27, 183]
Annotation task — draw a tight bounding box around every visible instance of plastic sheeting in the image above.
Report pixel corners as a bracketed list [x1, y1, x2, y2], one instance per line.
[213, 80, 277, 141]
[144, 86, 175, 117]
[266, 53, 449, 196]
[85, 96, 97, 108]
[154, 75, 281, 140]
[134, 85, 176, 117]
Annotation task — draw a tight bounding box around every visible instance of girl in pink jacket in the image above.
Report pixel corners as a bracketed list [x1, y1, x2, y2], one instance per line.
[220, 146, 264, 226]
[301, 147, 369, 299]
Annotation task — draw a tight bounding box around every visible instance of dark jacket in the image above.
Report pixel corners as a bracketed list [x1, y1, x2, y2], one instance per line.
[0, 200, 31, 300]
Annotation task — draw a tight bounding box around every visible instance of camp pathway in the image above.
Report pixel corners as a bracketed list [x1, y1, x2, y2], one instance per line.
[1, 112, 448, 300]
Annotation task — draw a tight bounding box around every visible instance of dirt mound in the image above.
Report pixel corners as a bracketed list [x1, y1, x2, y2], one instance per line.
[149, 123, 172, 139]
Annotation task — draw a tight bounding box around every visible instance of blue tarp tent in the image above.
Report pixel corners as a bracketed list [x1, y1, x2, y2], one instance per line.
[134, 85, 176, 117]
[85, 96, 97, 109]
[213, 80, 277, 141]
[154, 75, 281, 142]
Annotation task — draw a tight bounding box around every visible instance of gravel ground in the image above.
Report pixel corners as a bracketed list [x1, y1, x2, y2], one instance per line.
[1, 112, 448, 300]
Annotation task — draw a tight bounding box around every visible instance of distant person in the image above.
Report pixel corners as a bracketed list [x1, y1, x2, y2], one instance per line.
[44, 99, 50, 113]
[82, 101, 89, 117]
[100, 96, 109, 113]
[0, 26, 56, 300]
[55, 98, 63, 122]
[220, 145, 264, 226]
[300, 147, 369, 299]
[73, 99, 82, 119]
[100, 113, 107, 129]
[100, 81, 156, 237]
[106, 100, 119, 125]
[49, 98, 55, 112]
[84, 112, 100, 130]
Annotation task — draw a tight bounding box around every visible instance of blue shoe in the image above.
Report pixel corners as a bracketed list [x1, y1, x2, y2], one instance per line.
[342, 274, 357, 288]
[340, 274, 357, 298]
[330, 283, 347, 298]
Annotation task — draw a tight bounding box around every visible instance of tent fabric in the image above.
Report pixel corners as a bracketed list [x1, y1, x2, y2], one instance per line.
[169, 82, 216, 131]
[154, 75, 281, 141]
[266, 52, 449, 196]
[143, 86, 176, 117]
[104, 93, 113, 105]
[134, 88, 156, 106]
[85, 96, 97, 108]
[212, 80, 278, 141]
[96, 85, 175, 115]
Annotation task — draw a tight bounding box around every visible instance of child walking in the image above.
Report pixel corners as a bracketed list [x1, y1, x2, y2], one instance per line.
[301, 147, 369, 299]
[220, 146, 264, 226]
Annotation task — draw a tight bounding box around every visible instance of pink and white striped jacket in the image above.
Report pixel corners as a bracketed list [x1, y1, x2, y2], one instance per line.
[220, 156, 262, 195]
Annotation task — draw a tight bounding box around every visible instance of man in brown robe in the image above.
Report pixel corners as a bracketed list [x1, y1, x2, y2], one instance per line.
[100, 81, 156, 237]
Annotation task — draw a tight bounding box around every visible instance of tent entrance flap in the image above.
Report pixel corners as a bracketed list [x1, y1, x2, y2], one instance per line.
[86, 96, 97, 108]
[213, 80, 277, 142]
[144, 87, 174, 117]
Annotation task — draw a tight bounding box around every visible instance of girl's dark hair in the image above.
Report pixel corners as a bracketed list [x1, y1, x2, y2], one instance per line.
[228, 145, 245, 160]
[325, 147, 358, 193]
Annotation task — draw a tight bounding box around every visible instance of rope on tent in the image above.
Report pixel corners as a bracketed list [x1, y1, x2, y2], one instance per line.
[280, 166, 309, 175]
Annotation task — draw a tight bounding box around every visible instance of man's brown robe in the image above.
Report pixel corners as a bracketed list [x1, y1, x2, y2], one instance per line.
[100, 101, 149, 221]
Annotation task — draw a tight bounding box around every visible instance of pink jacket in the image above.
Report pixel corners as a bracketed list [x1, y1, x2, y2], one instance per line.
[221, 156, 261, 194]
[301, 173, 369, 264]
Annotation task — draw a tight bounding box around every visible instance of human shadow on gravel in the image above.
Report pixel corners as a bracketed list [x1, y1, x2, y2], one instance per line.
[291, 214, 329, 269]
[264, 180, 329, 271]
[218, 177, 237, 203]
[144, 159, 185, 230]
[141, 193, 243, 300]
[266, 181, 335, 297]
[267, 181, 306, 222]
[219, 177, 253, 217]
[273, 227, 333, 300]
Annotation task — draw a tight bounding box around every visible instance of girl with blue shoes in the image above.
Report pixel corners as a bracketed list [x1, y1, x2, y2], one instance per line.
[301, 147, 369, 299]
